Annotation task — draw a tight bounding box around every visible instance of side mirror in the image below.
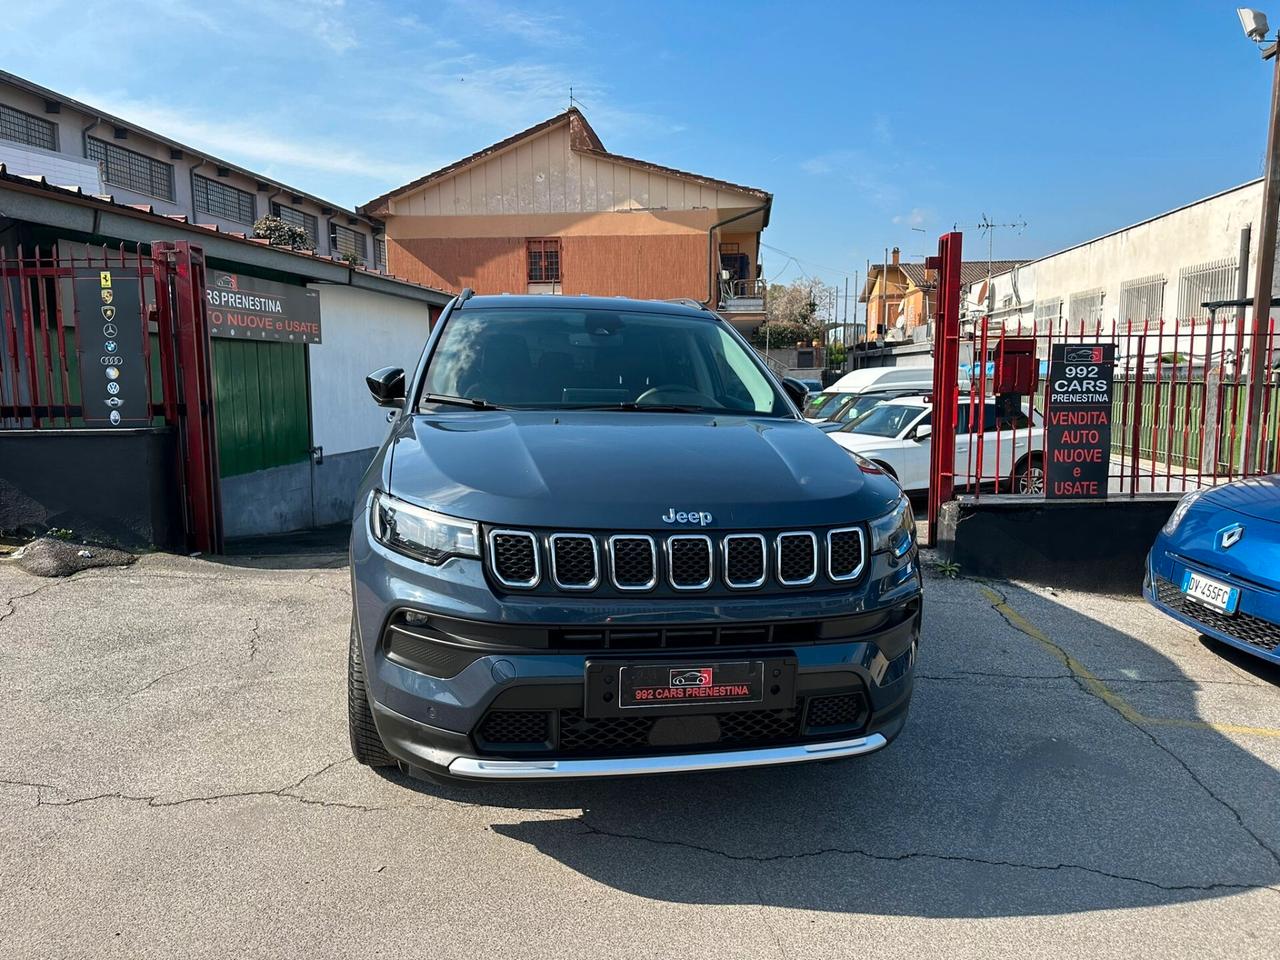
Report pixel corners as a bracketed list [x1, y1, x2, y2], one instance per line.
[914, 424, 933, 443]
[366, 367, 405, 408]
[781, 377, 808, 409]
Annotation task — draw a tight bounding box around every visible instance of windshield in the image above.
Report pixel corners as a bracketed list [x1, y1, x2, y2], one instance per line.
[845, 403, 926, 438]
[418, 307, 788, 415]
[833, 392, 895, 424]
[804, 392, 853, 417]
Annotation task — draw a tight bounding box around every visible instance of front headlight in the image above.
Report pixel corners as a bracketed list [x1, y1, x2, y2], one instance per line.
[1162, 489, 1205, 535]
[371, 491, 479, 564]
[869, 496, 914, 557]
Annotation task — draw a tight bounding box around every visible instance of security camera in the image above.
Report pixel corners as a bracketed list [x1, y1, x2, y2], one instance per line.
[1239, 7, 1271, 41]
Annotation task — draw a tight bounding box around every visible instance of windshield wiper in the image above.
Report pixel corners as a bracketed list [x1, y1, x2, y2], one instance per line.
[420, 393, 507, 411]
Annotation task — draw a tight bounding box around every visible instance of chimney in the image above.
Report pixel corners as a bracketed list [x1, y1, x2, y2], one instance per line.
[891, 247, 900, 266]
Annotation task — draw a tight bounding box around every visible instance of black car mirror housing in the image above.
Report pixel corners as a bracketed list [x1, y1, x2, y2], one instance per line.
[367, 367, 406, 408]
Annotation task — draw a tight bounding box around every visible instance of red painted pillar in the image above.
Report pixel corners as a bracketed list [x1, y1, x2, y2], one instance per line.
[927, 232, 963, 546]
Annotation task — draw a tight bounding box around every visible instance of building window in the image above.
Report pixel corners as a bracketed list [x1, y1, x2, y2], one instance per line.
[193, 173, 255, 224]
[374, 234, 386, 271]
[1118, 274, 1166, 326]
[271, 202, 318, 245]
[1033, 298, 1062, 335]
[332, 223, 368, 262]
[527, 238, 561, 283]
[87, 136, 174, 201]
[1176, 257, 1237, 322]
[1067, 289, 1105, 330]
[0, 103, 57, 151]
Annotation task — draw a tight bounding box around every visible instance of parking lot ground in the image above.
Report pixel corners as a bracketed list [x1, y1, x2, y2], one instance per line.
[1, 548, 1277, 960]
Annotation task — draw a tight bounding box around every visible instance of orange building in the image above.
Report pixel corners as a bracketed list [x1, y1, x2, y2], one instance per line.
[360, 108, 772, 332]
[860, 248, 1026, 342]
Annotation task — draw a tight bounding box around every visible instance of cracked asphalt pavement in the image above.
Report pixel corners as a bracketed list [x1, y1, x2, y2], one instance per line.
[2, 548, 1278, 959]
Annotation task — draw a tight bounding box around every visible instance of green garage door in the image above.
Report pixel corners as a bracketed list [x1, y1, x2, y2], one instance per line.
[212, 339, 310, 477]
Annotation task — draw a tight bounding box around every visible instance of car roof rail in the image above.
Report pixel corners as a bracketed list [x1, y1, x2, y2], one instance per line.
[664, 297, 716, 314]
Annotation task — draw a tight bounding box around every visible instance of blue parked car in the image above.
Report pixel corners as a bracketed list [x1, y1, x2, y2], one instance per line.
[1145, 476, 1280, 667]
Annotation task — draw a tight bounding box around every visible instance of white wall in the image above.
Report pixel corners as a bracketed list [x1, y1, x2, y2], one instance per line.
[1032, 180, 1267, 326]
[307, 284, 432, 456]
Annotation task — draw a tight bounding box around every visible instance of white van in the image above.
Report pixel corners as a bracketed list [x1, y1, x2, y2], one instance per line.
[827, 367, 935, 394]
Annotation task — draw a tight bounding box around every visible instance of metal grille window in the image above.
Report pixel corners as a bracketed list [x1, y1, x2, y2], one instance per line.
[374, 234, 386, 271]
[0, 103, 57, 151]
[1176, 257, 1238, 322]
[1118, 274, 1166, 326]
[1033, 298, 1062, 335]
[271, 202, 318, 245]
[333, 224, 368, 262]
[1067, 289, 1105, 330]
[527, 238, 562, 283]
[87, 136, 174, 200]
[193, 173, 254, 224]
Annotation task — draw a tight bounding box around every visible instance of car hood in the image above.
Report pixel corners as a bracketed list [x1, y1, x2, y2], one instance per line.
[387, 410, 902, 529]
[1173, 492, 1280, 590]
[1200, 475, 1280, 522]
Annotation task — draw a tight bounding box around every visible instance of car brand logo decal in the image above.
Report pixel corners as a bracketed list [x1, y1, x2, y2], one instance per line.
[661, 508, 713, 526]
[101, 306, 116, 321]
[1065, 346, 1104, 363]
[1218, 523, 1245, 550]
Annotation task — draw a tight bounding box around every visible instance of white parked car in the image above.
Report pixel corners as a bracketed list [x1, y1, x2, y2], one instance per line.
[828, 396, 1045, 493]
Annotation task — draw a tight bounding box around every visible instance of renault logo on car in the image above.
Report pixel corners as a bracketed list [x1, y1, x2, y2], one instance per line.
[1218, 523, 1245, 550]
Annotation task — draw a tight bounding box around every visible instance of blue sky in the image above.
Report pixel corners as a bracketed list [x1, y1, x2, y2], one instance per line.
[2, 0, 1275, 299]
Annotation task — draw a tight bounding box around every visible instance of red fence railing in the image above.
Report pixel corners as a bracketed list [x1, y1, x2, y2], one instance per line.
[946, 314, 1279, 499]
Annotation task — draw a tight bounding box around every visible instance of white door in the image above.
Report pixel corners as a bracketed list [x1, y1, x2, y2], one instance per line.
[898, 412, 933, 491]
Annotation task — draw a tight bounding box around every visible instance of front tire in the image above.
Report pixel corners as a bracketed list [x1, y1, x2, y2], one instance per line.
[348, 618, 394, 767]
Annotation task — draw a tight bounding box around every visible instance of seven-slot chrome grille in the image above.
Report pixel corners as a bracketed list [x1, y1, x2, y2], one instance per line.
[488, 527, 868, 593]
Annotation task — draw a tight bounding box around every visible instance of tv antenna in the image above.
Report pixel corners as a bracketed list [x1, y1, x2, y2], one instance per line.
[569, 86, 588, 111]
[951, 213, 1028, 280]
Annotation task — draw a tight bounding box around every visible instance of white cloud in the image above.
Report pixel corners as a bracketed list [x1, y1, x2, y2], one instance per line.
[70, 91, 421, 183]
[893, 207, 931, 227]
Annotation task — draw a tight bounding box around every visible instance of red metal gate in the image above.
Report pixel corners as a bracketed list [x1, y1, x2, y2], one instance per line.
[926, 231, 1279, 544]
[0, 240, 222, 552]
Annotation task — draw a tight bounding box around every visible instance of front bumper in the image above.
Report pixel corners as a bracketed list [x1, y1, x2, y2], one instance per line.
[352, 519, 922, 780]
[1144, 541, 1280, 666]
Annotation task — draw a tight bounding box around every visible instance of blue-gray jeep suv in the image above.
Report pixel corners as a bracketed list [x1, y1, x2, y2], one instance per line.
[349, 293, 921, 781]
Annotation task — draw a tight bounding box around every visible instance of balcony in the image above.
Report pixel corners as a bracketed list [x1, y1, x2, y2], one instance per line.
[718, 277, 766, 315]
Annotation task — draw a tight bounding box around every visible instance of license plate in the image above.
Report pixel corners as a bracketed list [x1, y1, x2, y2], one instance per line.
[620, 661, 763, 709]
[583, 657, 796, 718]
[1181, 570, 1239, 614]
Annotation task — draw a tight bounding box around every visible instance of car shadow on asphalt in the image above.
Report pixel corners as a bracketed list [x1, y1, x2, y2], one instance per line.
[1198, 634, 1280, 686]
[376, 578, 1280, 918]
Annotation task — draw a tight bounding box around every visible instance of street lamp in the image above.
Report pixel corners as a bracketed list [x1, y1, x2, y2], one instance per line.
[1237, 8, 1280, 473]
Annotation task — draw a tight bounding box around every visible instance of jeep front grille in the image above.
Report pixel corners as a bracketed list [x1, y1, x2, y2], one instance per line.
[549, 533, 598, 589]
[667, 535, 713, 590]
[827, 527, 866, 581]
[483, 526, 870, 593]
[777, 532, 818, 586]
[608, 535, 657, 590]
[723, 533, 767, 589]
[489, 530, 539, 588]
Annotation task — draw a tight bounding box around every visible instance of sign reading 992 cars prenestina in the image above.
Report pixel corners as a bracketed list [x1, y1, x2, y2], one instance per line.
[204, 270, 322, 343]
[1045, 343, 1116, 499]
[73, 268, 150, 428]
